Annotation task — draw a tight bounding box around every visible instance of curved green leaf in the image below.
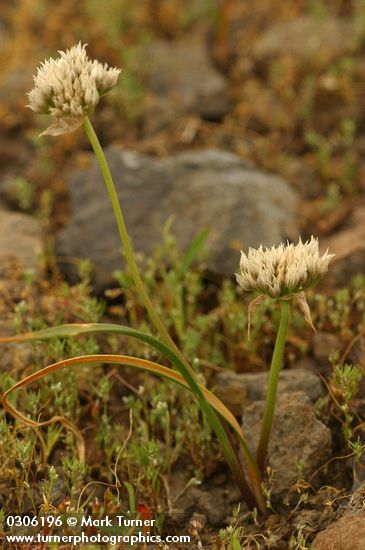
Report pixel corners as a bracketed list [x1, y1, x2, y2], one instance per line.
[0, 322, 264, 511]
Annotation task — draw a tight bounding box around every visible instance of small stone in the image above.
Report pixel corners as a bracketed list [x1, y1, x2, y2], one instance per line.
[215, 369, 322, 416]
[0, 209, 43, 299]
[179, 487, 232, 527]
[312, 482, 365, 549]
[253, 16, 358, 67]
[142, 39, 230, 125]
[0, 317, 33, 372]
[172, 486, 224, 527]
[169, 469, 242, 527]
[313, 513, 365, 550]
[241, 392, 332, 500]
[1, 343, 33, 372]
[0, 208, 42, 275]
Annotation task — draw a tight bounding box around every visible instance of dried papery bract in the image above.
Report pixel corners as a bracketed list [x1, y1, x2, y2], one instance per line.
[27, 43, 121, 136]
[236, 237, 334, 473]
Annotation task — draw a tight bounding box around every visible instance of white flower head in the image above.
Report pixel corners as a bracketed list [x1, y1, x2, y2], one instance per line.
[236, 237, 334, 335]
[236, 237, 334, 299]
[27, 42, 121, 136]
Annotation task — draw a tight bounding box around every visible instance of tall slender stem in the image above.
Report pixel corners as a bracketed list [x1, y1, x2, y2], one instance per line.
[82, 116, 265, 512]
[256, 300, 290, 474]
[83, 116, 194, 376]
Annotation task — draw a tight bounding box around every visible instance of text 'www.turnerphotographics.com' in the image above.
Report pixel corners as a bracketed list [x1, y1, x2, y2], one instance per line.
[5, 515, 192, 547]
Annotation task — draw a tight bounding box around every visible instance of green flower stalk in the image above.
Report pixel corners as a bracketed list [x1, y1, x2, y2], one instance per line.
[237, 238, 334, 473]
[27, 43, 266, 512]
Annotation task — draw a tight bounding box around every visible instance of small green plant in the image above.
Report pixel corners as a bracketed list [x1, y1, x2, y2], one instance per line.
[219, 504, 269, 549]
[62, 456, 87, 506]
[331, 362, 362, 444]
[289, 523, 311, 550]
[9, 177, 35, 211]
[40, 465, 59, 515]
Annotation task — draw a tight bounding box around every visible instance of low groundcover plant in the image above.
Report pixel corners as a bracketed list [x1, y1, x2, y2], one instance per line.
[1, 43, 333, 516]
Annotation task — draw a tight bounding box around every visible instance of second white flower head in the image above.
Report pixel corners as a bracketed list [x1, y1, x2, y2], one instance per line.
[28, 43, 121, 136]
[236, 237, 334, 298]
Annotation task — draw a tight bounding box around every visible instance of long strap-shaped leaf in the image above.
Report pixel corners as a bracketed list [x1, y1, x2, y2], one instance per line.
[1, 353, 234, 467]
[1, 352, 241, 467]
[0, 324, 246, 440]
[0, 323, 265, 512]
[2, 353, 237, 431]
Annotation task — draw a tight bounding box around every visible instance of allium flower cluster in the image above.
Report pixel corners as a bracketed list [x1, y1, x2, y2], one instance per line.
[27, 43, 121, 136]
[236, 237, 334, 298]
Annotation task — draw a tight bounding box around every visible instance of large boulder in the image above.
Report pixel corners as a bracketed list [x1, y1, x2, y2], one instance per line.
[56, 148, 299, 292]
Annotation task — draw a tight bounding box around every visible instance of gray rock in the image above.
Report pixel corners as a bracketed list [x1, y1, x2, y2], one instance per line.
[253, 16, 358, 66]
[214, 368, 322, 416]
[0, 208, 42, 274]
[241, 392, 331, 500]
[55, 148, 299, 292]
[1, 342, 33, 372]
[170, 470, 242, 527]
[0, 319, 34, 372]
[0, 209, 42, 304]
[142, 39, 230, 126]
